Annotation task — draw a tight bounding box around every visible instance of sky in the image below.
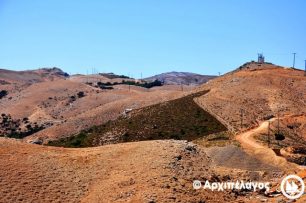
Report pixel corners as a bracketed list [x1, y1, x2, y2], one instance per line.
[0, 0, 305, 77]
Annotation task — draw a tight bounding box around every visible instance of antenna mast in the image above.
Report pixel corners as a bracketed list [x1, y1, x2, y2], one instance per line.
[292, 53, 296, 68]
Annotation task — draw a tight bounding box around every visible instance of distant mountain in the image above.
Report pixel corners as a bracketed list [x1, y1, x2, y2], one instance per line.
[144, 71, 216, 85]
[0, 67, 69, 84]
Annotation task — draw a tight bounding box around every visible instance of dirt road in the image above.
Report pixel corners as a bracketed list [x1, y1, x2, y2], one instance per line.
[236, 118, 302, 173]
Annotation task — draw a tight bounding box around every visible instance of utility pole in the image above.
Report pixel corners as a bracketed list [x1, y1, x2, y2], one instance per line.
[267, 121, 271, 148]
[304, 60, 306, 76]
[277, 109, 280, 135]
[86, 69, 89, 84]
[292, 53, 296, 68]
[240, 109, 244, 130]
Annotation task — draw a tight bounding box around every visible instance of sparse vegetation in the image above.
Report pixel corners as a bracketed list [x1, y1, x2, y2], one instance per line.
[87, 79, 163, 90]
[121, 79, 163, 88]
[48, 91, 227, 147]
[193, 131, 239, 148]
[0, 80, 10, 85]
[0, 114, 46, 138]
[96, 82, 114, 90]
[99, 73, 130, 79]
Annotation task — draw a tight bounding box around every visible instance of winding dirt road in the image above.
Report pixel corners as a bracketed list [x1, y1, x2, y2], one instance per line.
[236, 118, 302, 173]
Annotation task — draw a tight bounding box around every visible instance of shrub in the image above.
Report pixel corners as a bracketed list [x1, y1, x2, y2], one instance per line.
[275, 133, 285, 141]
[0, 90, 8, 99]
[77, 91, 85, 98]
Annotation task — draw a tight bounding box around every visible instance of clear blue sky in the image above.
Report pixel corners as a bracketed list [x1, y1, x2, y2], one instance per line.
[0, 0, 305, 77]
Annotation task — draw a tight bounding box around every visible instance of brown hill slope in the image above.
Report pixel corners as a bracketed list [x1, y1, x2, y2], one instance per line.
[0, 138, 239, 203]
[0, 67, 68, 84]
[48, 91, 226, 147]
[0, 77, 188, 142]
[195, 62, 306, 133]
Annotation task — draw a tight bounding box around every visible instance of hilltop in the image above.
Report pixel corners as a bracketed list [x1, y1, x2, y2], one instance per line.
[196, 61, 306, 134]
[0, 67, 68, 84]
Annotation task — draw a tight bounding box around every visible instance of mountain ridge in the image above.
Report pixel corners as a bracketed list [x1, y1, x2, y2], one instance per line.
[144, 71, 216, 85]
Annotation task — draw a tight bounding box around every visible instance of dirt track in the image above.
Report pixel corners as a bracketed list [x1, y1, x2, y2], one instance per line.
[197, 63, 306, 132]
[236, 118, 302, 173]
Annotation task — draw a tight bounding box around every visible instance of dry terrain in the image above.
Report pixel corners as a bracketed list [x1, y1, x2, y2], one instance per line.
[195, 62, 306, 133]
[48, 91, 227, 147]
[1, 63, 306, 202]
[0, 70, 190, 142]
[0, 137, 246, 203]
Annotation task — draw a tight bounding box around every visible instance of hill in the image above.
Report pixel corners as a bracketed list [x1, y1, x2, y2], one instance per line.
[195, 62, 306, 135]
[48, 91, 226, 147]
[0, 67, 68, 84]
[1, 64, 305, 202]
[0, 71, 190, 142]
[145, 71, 216, 85]
[0, 137, 239, 203]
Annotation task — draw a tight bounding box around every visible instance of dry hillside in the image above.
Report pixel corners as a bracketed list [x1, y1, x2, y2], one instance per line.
[1, 65, 306, 202]
[0, 70, 191, 142]
[0, 137, 247, 203]
[196, 62, 306, 133]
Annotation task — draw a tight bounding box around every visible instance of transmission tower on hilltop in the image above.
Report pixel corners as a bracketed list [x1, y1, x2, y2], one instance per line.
[292, 53, 296, 68]
[258, 53, 265, 63]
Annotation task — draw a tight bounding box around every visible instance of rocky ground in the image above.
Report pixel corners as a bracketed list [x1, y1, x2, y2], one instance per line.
[0, 138, 250, 203]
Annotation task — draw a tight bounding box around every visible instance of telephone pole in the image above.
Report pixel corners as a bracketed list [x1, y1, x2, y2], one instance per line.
[292, 53, 296, 68]
[304, 60, 306, 76]
[240, 109, 244, 130]
[86, 69, 89, 84]
[267, 121, 271, 147]
[277, 109, 280, 135]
